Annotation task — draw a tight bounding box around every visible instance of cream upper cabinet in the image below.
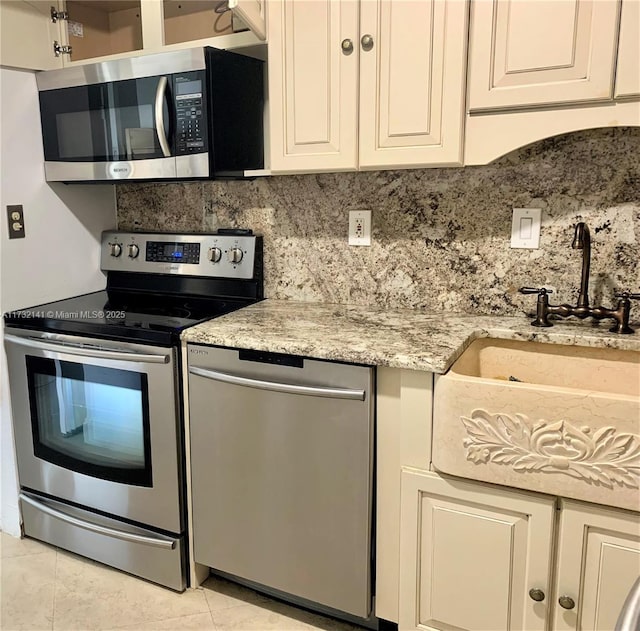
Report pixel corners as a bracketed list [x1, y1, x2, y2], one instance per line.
[268, 0, 469, 174]
[615, 0, 640, 98]
[399, 470, 555, 631]
[2, 0, 266, 69]
[0, 0, 63, 71]
[553, 501, 640, 631]
[467, 0, 620, 111]
[228, 0, 266, 41]
[61, 0, 143, 63]
[267, 0, 359, 172]
[159, 0, 265, 49]
[357, 0, 468, 169]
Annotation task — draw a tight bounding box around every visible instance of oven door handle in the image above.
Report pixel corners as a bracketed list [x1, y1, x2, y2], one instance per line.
[189, 366, 366, 400]
[4, 334, 170, 364]
[19, 493, 176, 550]
[155, 76, 171, 158]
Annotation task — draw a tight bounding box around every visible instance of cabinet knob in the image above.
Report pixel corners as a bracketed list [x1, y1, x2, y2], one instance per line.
[341, 38, 354, 54]
[559, 595, 576, 610]
[361, 34, 374, 51]
[529, 588, 545, 602]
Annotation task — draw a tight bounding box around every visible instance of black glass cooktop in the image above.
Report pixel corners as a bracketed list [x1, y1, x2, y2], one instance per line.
[4, 289, 250, 346]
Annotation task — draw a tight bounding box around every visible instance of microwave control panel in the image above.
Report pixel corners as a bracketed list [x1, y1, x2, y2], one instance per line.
[174, 73, 206, 156]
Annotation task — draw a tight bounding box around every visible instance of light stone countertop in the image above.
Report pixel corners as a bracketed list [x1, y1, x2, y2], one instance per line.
[181, 300, 640, 374]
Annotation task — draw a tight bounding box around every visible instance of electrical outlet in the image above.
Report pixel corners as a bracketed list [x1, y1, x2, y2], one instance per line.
[7, 204, 25, 239]
[348, 210, 371, 246]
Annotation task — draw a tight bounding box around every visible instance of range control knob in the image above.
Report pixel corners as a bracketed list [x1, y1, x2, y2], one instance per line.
[109, 243, 122, 257]
[208, 247, 222, 263]
[227, 247, 243, 264]
[127, 244, 139, 259]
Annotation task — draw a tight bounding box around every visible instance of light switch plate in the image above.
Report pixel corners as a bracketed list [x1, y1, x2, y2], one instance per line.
[511, 208, 541, 249]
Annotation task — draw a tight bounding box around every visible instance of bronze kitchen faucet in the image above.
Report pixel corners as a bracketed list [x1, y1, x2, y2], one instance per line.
[520, 222, 640, 334]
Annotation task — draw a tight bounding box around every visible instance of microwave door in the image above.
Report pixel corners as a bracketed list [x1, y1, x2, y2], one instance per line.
[40, 76, 177, 182]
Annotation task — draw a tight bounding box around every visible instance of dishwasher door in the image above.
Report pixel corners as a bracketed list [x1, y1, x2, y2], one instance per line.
[187, 346, 374, 619]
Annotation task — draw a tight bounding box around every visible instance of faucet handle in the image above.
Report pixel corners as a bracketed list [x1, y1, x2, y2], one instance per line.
[611, 291, 638, 334]
[520, 287, 553, 296]
[520, 287, 553, 328]
[614, 291, 640, 301]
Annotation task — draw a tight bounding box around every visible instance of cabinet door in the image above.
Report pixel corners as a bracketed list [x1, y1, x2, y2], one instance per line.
[399, 469, 555, 631]
[160, 0, 262, 48]
[358, 0, 468, 169]
[615, 0, 640, 98]
[553, 500, 640, 631]
[0, 0, 63, 70]
[468, 0, 619, 111]
[268, 0, 359, 173]
[229, 0, 266, 40]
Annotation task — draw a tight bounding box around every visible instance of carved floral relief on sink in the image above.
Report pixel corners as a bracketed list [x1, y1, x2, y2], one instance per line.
[460, 409, 640, 489]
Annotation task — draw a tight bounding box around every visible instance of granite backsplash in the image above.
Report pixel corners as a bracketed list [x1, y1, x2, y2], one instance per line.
[116, 127, 640, 316]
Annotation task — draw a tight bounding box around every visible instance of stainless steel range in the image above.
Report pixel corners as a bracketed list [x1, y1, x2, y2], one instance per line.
[3, 230, 262, 591]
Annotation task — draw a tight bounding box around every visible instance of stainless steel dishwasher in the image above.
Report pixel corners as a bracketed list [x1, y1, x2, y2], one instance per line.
[187, 345, 374, 620]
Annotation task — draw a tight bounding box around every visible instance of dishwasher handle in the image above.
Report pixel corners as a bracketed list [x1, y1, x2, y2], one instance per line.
[189, 365, 366, 401]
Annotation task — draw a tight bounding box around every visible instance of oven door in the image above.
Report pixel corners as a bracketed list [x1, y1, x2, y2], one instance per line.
[4, 328, 182, 534]
[39, 74, 177, 182]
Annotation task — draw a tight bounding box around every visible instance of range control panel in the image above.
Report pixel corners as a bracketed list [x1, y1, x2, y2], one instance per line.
[101, 231, 259, 279]
[146, 241, 201, 264]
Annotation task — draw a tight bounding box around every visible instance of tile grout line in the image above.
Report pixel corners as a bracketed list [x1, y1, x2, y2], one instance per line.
[51, 548, 59, 631]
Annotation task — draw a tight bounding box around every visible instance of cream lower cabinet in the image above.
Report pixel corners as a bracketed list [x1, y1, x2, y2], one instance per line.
[553, 500, 640, 631]
[399, 469, 640, 631]
[399, 469, 555, 631]
[267, 0, 469, 173]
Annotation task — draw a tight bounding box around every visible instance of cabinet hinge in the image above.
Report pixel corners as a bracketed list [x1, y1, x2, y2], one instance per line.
[53, 41, 73, 57]
[50, 6, 69, 22]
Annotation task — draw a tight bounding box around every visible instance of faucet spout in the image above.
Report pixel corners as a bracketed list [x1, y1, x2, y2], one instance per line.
[571, 222, 591, 308]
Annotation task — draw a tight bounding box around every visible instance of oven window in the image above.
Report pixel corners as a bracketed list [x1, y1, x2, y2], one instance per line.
[26, 356, 152, 487]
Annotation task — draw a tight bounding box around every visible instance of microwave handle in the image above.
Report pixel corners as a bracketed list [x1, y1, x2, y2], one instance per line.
[155, 76, 171, 158]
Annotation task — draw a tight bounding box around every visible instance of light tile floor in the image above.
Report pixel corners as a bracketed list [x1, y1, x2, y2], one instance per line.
[0, 533, 366, 631]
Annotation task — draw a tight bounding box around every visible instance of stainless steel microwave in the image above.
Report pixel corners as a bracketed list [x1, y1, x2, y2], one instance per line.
[37, 47, 264, 182]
